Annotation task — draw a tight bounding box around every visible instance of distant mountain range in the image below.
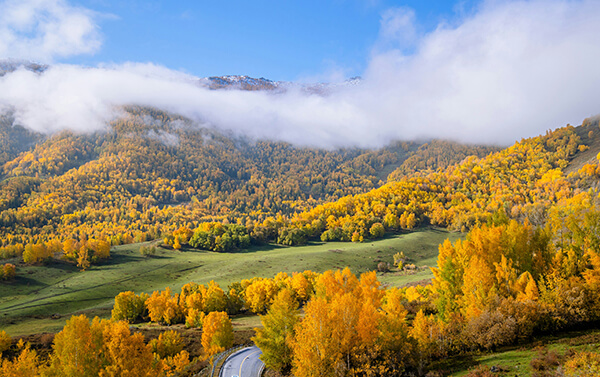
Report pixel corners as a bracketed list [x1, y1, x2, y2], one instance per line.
[0, 59, 360, 95]
[198, 74, 362, 94]
[0, 59, 47, 76]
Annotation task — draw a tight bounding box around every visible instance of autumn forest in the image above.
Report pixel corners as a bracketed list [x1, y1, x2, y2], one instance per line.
[1, 106, 600, 376]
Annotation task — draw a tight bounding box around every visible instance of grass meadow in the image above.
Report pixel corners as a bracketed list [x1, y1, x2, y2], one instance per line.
[0, 228, 460, 336]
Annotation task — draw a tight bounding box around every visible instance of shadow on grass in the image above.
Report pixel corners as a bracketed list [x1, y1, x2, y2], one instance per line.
[178, 243, 290, 255]
[0, 260, 175, 313]
[1, 276, 48, 291]
[430, 353, 478, 375]
[41, 260, 80, 273]
[169, 227, 454, 256]
[97, 251, 174, 270]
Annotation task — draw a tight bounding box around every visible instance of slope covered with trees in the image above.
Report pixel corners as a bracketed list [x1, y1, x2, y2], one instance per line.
[0, 106, 497, 267]
[2, 107, 600, 375]
[242, 121, 597, 246]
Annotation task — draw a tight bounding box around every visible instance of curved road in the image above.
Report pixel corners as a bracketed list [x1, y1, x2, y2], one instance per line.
[220, 346, 265, 377]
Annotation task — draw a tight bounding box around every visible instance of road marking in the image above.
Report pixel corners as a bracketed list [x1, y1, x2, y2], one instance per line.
[239, 349, 261, 377]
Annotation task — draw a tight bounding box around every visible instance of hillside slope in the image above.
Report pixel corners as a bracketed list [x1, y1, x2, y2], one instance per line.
[0, 106, 496, 256]
[564, 117, 600, 175]
[261, 121, 599, 246]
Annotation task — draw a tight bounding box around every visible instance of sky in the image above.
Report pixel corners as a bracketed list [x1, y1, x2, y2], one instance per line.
[1, 0, 600, 148]
[7, 0, 477, 81]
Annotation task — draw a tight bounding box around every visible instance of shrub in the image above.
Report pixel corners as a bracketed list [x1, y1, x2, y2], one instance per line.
[149, 330, 184, 358]
[0, 330, 11, 355]
[377, 262, 390, 272]
[465, 310, 517, 350]
[2, 263, 16, 280]
[465, 365, 495, 377]
[139, 245, 156, 257]
[369, 222, 385, 238]
[530, 347, 562, 377]
[111, 291, 149, 322]
[563, 350, 600, 377]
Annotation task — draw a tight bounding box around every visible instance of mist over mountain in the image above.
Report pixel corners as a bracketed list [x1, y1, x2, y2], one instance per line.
[1, 1, 600, 149]
[0, 59, 47, 76]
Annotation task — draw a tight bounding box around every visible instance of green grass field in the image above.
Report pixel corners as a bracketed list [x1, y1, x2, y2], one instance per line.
[446, 328, 600, 376]
[0, 228, 461, 336]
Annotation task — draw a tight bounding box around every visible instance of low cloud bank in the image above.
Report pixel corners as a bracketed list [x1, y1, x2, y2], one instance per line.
[1, 0, 600, 148]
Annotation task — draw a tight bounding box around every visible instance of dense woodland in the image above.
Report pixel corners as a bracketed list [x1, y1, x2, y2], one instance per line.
[1, 108, 600, 375]
[162, 119, 600, 251]
[0, 107, 497, 267]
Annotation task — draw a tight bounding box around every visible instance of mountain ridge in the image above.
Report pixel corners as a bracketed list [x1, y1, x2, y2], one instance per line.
[0, 58, 360, 94]
[0, 105, 499, 255]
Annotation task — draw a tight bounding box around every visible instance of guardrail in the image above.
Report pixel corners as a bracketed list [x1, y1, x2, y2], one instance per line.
[211, 344, 251, 377]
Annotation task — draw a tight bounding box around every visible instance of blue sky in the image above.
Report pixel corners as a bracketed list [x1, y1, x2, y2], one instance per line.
[1, 0, 600, 147]
[67, 0, 475, 81]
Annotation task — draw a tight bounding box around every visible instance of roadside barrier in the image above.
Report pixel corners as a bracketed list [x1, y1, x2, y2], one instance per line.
[212, 344, 251, 377]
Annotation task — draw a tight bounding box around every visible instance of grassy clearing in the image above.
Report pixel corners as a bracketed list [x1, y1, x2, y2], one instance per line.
[0, 228, 460, 336]
[444, 328, 600, 376]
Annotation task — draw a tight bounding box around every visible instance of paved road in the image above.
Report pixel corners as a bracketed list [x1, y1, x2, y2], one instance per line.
[220, 346, 264, 377]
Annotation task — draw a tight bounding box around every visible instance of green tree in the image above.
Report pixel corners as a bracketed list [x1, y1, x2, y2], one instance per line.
[369, 222, 385, 238]
[252, 289, 300, 373]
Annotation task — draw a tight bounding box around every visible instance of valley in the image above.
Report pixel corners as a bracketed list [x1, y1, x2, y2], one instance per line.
[0, 228, 459, 336]
[2, 1, 600, 375]
[0, 110, 599, 376]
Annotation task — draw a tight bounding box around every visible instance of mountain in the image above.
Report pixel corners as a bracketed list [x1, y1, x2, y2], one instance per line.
[273, 119, 600, 245]
[0, 106, 498, 256]
[0, 59, 47, 76]
[199, 75, 281, 91]
[0, 113, 44, 166]
[198, 74, 363, 95]
[0, 59, 359, 95]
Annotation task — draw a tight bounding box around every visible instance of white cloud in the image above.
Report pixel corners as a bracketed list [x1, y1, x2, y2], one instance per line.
[361, 0, 600, 145]
[1, 0, 600, 148]
[376, 7, 417, 51]
[0, 0, 101, 62]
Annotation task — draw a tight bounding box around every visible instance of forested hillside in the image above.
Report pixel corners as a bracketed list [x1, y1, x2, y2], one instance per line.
[162, 119, 599, 251]
[254, 120, 600, 245]
[0, 106, 497, 266]
[2, 108, 600, 376]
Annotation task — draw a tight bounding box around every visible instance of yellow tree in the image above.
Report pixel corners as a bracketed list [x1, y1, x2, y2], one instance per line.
[47, 315, 104, 376]
[409, 309, 436, 375]
[371, 287, 413, 376]
[0, 330, 11, 355]
[291, 297, 338, 377]
[0, 340, 43, 377]
[292, 268, 384, 376]
[77, 246, 91, 271]
[145, 287, 183, 325]
[244, 278, 279, 314]
[2, 264, 16, 280]
[203, 280, 228, 313]
[111, 291, 148, 323]
[315, 267, 359, 300]
[99, 320, 157, 377]
[62, 239, 79, 260]
[149, 330, 184, 359]
[583, 250, 600, 318]
[461, 256, 495, 319]
[146, 289, 169, 323]
[291, 271, 316, 303]
[201, 311, 233, 364]
[432, 239, 465, 320]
